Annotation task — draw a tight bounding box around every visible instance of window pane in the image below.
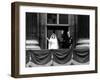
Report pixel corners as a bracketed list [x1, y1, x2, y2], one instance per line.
[59, 14, 68, 24]
[47, 14, 57, 24]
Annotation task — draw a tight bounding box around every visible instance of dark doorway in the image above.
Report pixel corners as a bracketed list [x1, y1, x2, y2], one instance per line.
[47, 26, 71, 49]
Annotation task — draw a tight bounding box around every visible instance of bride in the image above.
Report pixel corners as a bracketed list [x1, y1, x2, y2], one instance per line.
[47, 33, 59, 49]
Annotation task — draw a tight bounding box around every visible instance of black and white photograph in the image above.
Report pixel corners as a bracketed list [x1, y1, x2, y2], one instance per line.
[11, 2, 97, 78]
[25, 13, 90, 67]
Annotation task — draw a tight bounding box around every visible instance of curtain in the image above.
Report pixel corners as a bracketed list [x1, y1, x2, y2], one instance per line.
[26, 49, 72, 65]
[26, 50, 51, 65]
[73, 50, 89, 63]
[26, 49, 89, 65]
[53, 49, 72, 64]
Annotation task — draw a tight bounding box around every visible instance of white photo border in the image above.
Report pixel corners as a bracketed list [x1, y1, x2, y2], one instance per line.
[20, 5, 96, 74]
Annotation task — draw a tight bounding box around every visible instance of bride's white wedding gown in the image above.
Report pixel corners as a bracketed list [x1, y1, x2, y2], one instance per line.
[48, 33, 59, 49]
